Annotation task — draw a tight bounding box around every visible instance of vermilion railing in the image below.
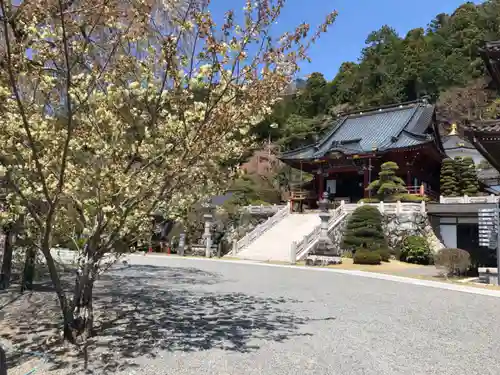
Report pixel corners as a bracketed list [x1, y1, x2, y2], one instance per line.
[406, 185, 437, 200]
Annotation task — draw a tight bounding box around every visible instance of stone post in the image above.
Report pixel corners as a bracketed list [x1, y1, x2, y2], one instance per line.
[396, 200, 402, 215]
[420, 200, 426, 214]
[290, 241, 297, 264]
[232, 239, 238, 255]
[305, 192, 341, 266]
[379, 201, 385, 214]
[203, 213, 213, 258]
[178, 233, 186, 256]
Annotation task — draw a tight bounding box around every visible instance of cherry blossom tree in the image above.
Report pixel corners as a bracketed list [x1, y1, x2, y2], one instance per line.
[0, 0, 336, 345]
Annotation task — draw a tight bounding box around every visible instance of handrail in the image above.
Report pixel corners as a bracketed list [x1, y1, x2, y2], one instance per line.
[439, 194, 499, 204]
[233, 202, 290, 254]
[244, 204, 286, 215]
[294, 204, 347, 260]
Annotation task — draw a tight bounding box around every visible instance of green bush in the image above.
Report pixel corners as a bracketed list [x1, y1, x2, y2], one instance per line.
[342, 205, 387, 252]
[400, 236, 433, 265]
[353, 250, 381, 265]
[434, 248, 471, 276]
[440, 158, 458, 197]
[396, 193, 430, 203]
[359, 198, 380, 203]
[367, 161, 407, 202]
[377, 247, 390, 262]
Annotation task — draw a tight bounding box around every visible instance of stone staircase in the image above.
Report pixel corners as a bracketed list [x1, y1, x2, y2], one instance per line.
[233, 213, 322, 262]
[231, 203, 290, 256]
[230, 200, 445, 263]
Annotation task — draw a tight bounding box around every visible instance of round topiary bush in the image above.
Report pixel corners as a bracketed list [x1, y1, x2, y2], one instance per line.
[400, 236, 433, 265]
[434, 248, 471, 276]
[342, 205, 387, 252]
[353, 249, 381, 265]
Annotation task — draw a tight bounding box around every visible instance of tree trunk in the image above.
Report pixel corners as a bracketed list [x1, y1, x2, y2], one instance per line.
[41, 243, 97, 349]
[0, 345, 6, 375]
[21, 246, 36, 292]
[0, 228, 14, 289]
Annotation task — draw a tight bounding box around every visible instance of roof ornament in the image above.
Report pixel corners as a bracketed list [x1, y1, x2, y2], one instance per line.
[449, 123, 458, 136]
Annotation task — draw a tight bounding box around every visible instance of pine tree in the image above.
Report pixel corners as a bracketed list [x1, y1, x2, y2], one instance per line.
[341, 205, 387, 252]
[454, 157, 466, 196]
[460, 156, 479, 196]
[367, 161, 407, 202]
[440, 158, 458, 197]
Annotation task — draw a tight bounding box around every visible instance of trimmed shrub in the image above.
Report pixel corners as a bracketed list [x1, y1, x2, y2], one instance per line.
[367, 161, 407, 202]
[460, 156, 479, 196]
[353, 250, 381, 265]
[440, 158, 458, 197]
[400, 236, 433, 265]
[377, 247, 390, 262]
[359, 197, 380, 203]
[397, 193, 430, 203]
[342, 205, 387, 252]
[434, 248, 471, 276]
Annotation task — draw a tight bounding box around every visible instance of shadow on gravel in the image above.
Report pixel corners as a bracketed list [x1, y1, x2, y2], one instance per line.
[2, 264, 334, 374]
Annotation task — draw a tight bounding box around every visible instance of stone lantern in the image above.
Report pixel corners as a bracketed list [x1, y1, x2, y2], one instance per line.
[202, 202, 215, 258]
[305, 192, 342, 266]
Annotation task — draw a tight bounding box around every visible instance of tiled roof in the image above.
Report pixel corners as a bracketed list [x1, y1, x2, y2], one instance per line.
[280, 100, 435, 161]
[442, 134, 475, 150]
[467, 120, 500, 133]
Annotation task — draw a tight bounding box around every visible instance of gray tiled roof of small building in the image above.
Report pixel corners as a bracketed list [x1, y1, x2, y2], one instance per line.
[280, 101, 435, 160]
[442, 134, 475, 150]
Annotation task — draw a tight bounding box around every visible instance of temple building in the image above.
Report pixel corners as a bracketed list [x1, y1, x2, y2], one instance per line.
[279, 98, 445, 204]
[443, 123, 484, 164]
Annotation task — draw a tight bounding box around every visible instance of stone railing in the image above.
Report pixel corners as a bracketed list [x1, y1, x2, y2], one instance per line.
[232, 202, 290, 255]
[344, 201, 426, 215]
[244, 204, 286, 215]
[294, 204, 348, 261]
[439, 195, 499, 204]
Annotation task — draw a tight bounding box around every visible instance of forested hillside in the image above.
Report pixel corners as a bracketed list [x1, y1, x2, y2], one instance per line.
[255, 0, 500, 151]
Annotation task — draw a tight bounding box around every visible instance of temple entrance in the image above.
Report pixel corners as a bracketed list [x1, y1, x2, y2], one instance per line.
[326, 172, 364, 203]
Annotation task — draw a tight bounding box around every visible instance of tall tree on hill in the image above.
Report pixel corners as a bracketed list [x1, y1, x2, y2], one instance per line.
[440, 158, 459, 197]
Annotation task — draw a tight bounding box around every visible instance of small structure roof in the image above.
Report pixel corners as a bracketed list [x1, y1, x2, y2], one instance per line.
[280, 99, 436, 162]
[442, 124, 476, 152]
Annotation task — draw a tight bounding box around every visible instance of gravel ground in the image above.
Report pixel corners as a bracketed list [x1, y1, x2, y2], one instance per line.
[3, 255, 500, 375]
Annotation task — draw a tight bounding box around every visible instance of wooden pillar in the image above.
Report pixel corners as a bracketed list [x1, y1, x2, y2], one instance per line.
[363, 167, 369, 198]
[406, 169, 412, 189]
[318, 173, 325, 199]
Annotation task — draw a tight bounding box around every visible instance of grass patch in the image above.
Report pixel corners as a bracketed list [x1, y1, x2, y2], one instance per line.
[323, 258, 429, 273]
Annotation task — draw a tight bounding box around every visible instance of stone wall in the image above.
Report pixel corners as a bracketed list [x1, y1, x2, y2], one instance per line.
[334, 211, 445, 254]
[382, 212, 445, 253]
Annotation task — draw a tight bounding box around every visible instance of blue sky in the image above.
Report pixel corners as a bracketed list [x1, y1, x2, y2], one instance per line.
[211, 0, 484, 79]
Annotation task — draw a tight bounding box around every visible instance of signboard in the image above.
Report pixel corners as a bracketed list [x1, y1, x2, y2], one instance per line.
[478, 208, 499, 248]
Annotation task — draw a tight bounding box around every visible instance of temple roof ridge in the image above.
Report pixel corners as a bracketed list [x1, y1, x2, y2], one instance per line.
[279, 99, 436, 161]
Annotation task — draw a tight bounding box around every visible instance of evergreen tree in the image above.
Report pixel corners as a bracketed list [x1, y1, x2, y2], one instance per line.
[341, 205, 387, 252]
[367, 161, 407, 202]
[440, 158, 458, 197]
[460, 156, 479, 196]
[454, 157, 466, 195]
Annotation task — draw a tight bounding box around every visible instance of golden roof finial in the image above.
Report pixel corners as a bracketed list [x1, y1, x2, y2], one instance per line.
[449, 123, 458, 136]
